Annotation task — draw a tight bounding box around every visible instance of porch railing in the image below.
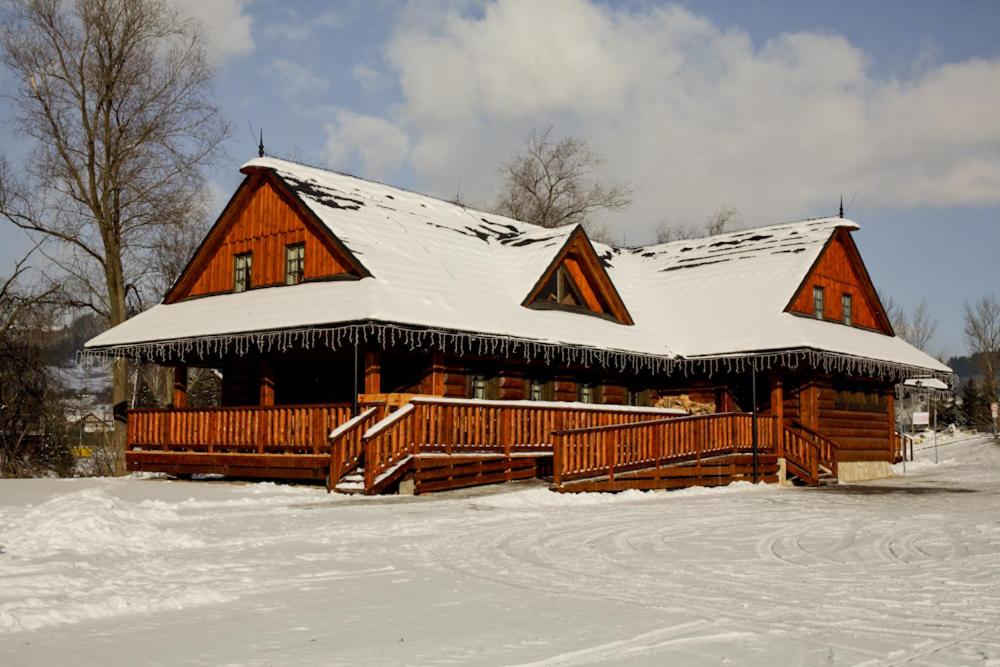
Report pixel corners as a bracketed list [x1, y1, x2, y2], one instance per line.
[358, 397, 683, 494]
[551, 413, 781, 485]
[127, 403, 353, 456]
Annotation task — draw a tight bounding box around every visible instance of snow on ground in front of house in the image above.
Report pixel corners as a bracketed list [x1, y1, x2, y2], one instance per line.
[2, 436, 999, 666]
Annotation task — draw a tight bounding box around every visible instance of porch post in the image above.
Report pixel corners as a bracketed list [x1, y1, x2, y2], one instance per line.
[172, 365, 188, 408]
[770, 371, 784, 454]
[259, 358, 275, 406]
[430, 352, 446, 396]
[886, 390, 896, 458]
[364, 351, 381, 394]
[353, 344, 359, 415]
[801, 382, 819, 432]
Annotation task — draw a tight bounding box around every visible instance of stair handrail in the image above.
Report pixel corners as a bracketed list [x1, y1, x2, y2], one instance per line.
[326, 407, 380, 492]
[787, 420, 839, 477]
[551, 412, 777, 486]
[362, 402, 418, 493]
[781, 425, 820, 484]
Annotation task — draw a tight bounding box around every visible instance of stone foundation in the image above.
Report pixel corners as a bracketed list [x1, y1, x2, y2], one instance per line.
[837, 460, 893, 483]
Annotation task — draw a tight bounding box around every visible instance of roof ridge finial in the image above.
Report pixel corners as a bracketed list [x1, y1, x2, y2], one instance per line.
[838, 195, 844, 219]
[258, 129, 265, 158]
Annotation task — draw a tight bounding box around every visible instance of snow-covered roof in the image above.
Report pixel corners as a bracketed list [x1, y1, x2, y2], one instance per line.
[86, 157, 951, 378]
[902, 377, 951, 391]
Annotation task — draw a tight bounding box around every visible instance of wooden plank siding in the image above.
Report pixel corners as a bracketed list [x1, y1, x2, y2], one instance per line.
[168, 176, 355, 301]
[786, 228, 893, 334]
[521, 227, 634, 325]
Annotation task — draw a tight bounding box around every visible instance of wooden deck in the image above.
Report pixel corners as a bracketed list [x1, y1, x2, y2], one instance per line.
[126, 403, 352, 481]
[126, 397, 842, 492]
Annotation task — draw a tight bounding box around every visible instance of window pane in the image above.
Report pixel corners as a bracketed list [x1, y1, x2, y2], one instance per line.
[285, 243, 304, 285]
[813, 286, 824, 319]
[842, 294, 852, 325]
[234, 253, 252, 292]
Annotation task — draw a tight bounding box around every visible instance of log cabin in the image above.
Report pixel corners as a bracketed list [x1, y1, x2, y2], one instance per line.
[84, 157, 951, 494]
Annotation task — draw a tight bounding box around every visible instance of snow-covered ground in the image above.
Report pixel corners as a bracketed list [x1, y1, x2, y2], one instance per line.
[2, 436, 999, 666]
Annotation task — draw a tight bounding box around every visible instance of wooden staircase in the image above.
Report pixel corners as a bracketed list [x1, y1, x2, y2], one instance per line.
[327, 397, 673, 496]
[326, 399, 844, 495]
[782, 420, 840, 486]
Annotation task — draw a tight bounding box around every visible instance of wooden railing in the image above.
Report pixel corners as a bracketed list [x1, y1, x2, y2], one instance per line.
[787, 420, 839, 477]
[326, 407, 382, 491]
[127, 403, 353, 455]
[782, 426, 820, 485]
[551, 413, 780, 485]
[359, 397, 682, 494]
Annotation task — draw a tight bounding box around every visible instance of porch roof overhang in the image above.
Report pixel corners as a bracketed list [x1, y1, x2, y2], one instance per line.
[83, 292, 953, 384]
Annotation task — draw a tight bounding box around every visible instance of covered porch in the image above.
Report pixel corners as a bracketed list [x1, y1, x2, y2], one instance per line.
[117, 336, 900, 492]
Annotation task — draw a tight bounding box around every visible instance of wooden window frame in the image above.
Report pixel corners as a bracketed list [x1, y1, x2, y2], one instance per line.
[233, 252, 253, 293]
[525, 378, 555, 402]
[468, 374, 500, 400]
[626, 388, 650, 407]
[285, 242, 305, 285]
[577, 382, 601, 404]
[812, 285, 824, 319]
[842, 293, 853, 326]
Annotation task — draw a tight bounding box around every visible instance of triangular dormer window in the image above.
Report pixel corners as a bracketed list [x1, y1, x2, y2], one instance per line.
[538, 265, 586, 308]
[522, 227, 634, 325]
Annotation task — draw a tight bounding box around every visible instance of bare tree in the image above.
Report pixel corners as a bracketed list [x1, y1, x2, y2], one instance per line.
[653, 207, 740, 245]
[0, 0, 229, 471]
[963, 295, 1000, 401]
[704, 206, 740, 236]
[494, 127, 632, 230]
[653, 221, 697, 244]
[884, 295, 939, 352]
[0, 249, 72, 477]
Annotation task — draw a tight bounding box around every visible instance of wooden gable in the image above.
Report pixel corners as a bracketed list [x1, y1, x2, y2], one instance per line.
[785, 228, 893, 335]
[523, 227, 633, 325]
[165, 169, 368, 303]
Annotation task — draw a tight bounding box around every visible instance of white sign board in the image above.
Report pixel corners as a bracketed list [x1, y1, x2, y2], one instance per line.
[992, 402, 999, 419]
[912, 411, 930, 427]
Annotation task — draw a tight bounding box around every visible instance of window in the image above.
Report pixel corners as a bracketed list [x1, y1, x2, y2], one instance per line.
[468, 374, 500, 400]
[539, 266, 584, 308]
[626, 388, 649, 407]
[233, 252, 252, 293]
[834, 388, 887, 413]
[285, 243, 305, 285]
[526, 378, 554, 402]
[578, 382, 600, 404]
[812, 286, 824, 319]
[842, 293, 853, 326]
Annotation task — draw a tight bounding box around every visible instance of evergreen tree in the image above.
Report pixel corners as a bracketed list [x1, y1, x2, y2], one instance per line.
[959, 379, 987, 429]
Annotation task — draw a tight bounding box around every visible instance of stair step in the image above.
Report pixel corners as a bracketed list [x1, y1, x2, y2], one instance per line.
[334, 480, 365, 494]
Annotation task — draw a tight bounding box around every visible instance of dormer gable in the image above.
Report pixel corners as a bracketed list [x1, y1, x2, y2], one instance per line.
[785, 227, 893, 335]
[165, 168, 369, 304]
[522, 227, 633, 325]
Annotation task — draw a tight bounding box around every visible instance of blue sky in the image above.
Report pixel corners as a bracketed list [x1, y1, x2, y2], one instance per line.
[2, 0, 999, 358]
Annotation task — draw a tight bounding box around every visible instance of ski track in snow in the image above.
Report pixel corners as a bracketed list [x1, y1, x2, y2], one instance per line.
[0, 437, 999, 665]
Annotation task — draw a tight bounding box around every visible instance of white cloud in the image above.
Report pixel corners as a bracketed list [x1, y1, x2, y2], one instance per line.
[265, 59, 330, 97]
[372, 0, 1000, 240]
[353, 63, 391, 96]
[168, 0, 254, 64]
[261, 9, 343, 43]
[324, 110, 410, 179]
